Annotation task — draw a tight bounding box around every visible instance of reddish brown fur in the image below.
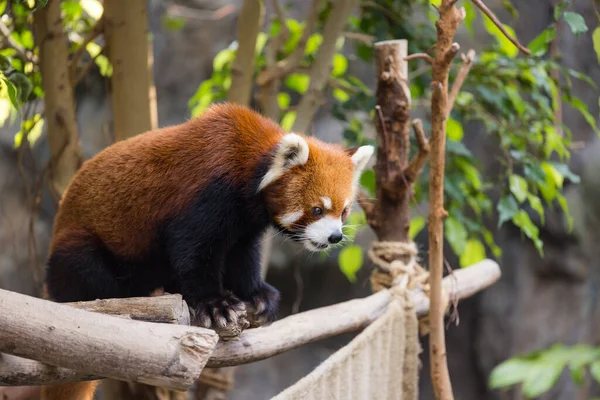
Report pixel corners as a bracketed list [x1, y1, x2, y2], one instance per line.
[263, 138, 356, 227]
[41, 381, 99, 400]
[52, 103, 285, 257]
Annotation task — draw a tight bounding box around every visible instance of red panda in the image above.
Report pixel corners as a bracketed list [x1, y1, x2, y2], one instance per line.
[41, 103, 373, 400]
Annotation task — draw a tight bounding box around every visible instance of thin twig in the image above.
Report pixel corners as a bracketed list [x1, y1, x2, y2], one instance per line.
[447, 49, 476, 116]
[470, 0, 531, 55]
[69, 16, 105, 84]
[404, 119, 430, 181]
[443, 42, 460, 66]
[405, 53, 434, 63]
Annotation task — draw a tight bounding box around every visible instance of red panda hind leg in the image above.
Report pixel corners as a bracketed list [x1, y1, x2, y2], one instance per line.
[41, 381, 101, 400]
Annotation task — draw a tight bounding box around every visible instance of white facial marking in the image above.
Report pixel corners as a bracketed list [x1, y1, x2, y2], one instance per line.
[303, 216, 343, 252]
[258, 133, 309, 192]
[321, 196, 332, 210]
[279, 211, 303, 228]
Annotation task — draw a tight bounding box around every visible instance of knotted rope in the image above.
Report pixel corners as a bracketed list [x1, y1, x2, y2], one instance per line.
[368, 240, 448, 334]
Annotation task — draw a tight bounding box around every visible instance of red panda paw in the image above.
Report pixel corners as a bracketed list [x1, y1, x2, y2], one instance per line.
[245, 282, 280, 328]
[191, 292, 250, 339]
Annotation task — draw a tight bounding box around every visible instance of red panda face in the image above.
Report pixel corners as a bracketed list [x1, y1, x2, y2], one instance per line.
[259, 134, 374, 252]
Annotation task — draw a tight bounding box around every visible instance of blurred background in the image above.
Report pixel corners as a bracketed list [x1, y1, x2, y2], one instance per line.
[0, 0, 599, 399]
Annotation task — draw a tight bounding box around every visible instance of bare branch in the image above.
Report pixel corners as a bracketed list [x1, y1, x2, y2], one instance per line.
[447, 49, 476, 117]
[405, 53, 434, 63]
[0, 19, 37, 63]
[227, 0, 265, 105]
[470, 0, 531, 55]
[357, 189, 376, 222]
[404, 118, 430, 181]
[68, 16, 105, 84]
[443, 42, 460, 66]
[342, 31, 375, 45]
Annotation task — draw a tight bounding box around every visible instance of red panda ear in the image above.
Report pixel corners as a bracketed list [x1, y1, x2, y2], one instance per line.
[349, 145, 374, 174]
[257, 133, 309, 191]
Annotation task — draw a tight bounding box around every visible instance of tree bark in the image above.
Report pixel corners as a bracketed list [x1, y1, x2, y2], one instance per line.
[292, 0, 359, 133]
[0, 289, 218, 391]
[33, 0, 83, 196]
[428, 3, 466, 399]
[104, 0, 158, 141]
[227, 0, 265, 106]
[1, 259, 501, 386]
[366, 40, 414, 242]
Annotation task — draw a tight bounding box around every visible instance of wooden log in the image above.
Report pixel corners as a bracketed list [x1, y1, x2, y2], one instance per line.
[1, 259, 500, 386]
[0, 289, 218, 391]
[66, 294, 190, 325]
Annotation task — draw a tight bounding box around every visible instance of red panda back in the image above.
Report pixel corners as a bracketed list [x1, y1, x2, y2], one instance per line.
[52, 103, 284, 258]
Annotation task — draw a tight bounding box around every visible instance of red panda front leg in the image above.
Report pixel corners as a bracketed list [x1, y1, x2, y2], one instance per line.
[223, 235, 280, 325]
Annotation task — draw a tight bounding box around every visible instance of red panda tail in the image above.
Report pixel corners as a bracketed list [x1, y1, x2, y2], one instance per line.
[41, 381, 101, 400]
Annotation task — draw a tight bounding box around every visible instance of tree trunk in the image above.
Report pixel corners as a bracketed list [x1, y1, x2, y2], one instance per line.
[227, 0, 265, 105]
[104, 0, 158, 141]
[33, 0, 83, 196]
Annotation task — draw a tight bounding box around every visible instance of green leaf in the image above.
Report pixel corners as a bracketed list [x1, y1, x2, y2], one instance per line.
[277, 92, 290, 109]
[521, 362, 565, 398]
[280, 111, 296, 131]
[556, 193, 573, 232]
[446, 117, 464, 141]
[505, 85, 525, 115]
[162, 15, 186, 32]
[359, 169, 376, 196]
[213, 48, 235, 72]
[489, 358, 532, 389]
[285, 73, 310, 94]
[483, 14, 519, 58]
[332, 54, 348, 77]
[593, 27, 600, 64]
[333, 88, 349, 102]
[528, 194, 545, 225]
[509, 175, 528, 203]
[513, 210, 543, 255]
[497, 195, 519, 228]
[590, 360, 600, 384]
[409, 216, 426, 240]
[343, 211, 366, 241]
[4, 77, 19, 110]
[527, 26, 556, 56]
[563, 94, 599, 134]
[445, 217, 467, 255]
[460, 239, 486, 267]
[338, 245, 363, 283]
[305, 33, 323, 55]
[562, 12, 588, 36]
[14, 114, 44, 148]
[553, 0, 568, 20]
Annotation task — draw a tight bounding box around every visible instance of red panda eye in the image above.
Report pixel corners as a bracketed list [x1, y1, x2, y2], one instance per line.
[312, 207, 323, 216]
[342, 207, 349, 220]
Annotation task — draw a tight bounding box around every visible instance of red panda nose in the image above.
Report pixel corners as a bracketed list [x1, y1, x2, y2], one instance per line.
[328, 232, 343, 244]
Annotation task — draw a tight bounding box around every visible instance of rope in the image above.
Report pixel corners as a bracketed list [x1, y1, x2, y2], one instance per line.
[368, 240, 448, 334]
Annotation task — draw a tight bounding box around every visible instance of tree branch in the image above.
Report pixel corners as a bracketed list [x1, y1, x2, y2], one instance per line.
[405, 53, 434, 63]
[68, 16, 105, 85]
[447, 49, 475, 117]
[404, 118, 430, 182]
[470, 0, 531, 55]
[227, 0, 265, 106]
[1, 259, 501, 385]
[292, 0, 359, 133]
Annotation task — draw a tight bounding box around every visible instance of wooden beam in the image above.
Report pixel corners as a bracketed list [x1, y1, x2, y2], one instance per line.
[0, 259, 501, 386]
[0, 289, 218, 391]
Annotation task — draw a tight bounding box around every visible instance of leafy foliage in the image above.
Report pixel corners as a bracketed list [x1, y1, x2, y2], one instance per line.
[490, 344, 600, 398]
